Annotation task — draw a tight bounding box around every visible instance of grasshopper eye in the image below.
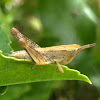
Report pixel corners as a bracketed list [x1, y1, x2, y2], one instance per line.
[70, 48, 78, 57]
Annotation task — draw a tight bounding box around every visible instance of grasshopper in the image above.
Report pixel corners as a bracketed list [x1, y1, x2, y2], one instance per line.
[11, 28, 96, 73]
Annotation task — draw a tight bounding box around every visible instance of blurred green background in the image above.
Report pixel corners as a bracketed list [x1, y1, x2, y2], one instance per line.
[0, 0, 100, 100]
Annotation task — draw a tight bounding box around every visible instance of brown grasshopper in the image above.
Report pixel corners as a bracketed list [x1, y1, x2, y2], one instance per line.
[11, 28, 96, 73]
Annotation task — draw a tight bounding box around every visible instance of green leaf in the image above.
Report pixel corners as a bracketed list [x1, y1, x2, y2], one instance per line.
[18, 82, 54, 100]
[0, 25, 12, 55]
[0, 86, 8, 95]
[0, 84, 31, 100]
[0, 23, 12, 55]
[0, 50, 91, 86]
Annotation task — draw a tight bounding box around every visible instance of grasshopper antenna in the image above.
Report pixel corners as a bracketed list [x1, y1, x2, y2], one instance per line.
[81, 43, 96, 50]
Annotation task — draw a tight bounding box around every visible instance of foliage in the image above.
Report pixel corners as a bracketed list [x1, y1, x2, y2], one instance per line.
[0, 0, 99, 100]
[0, 50, 91, 86]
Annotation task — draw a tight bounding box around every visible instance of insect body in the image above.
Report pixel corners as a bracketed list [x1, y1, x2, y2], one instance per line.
[11, 28, 96, 73]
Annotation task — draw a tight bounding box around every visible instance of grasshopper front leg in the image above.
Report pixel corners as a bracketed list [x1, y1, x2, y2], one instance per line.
[56, 61, 64, 73]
